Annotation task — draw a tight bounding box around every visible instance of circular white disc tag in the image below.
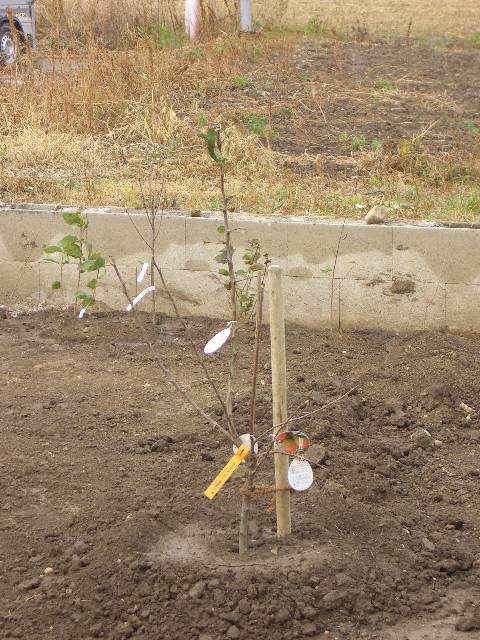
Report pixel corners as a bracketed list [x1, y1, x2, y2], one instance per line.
[204, 327, 231, 354]
[288, 458, 313, 491]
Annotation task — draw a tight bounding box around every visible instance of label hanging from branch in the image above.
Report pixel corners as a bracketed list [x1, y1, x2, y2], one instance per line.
[126, 285, 155, 311]
[232, 433, 259, 455]
[275, 430, 311, 454]
[275, 431, 298, 454]
[288, 458, 313, 491]
[203, 321, 235, 355]
[204, 444, 249, 500]
[137, 261, 149, 283]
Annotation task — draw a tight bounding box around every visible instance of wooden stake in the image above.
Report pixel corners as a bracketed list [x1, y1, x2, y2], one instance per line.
[268, 265, 291, 538]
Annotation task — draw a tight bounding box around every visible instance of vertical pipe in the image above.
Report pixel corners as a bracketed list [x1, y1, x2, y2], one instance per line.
[185, 0, 201, 40]
[240, 0, 253, 32]
[268, 265, 291, 538]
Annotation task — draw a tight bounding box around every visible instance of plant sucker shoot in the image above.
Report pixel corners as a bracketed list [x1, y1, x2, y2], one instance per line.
[43, 210, 106, 317]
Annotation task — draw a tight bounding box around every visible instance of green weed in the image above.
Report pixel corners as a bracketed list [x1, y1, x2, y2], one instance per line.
[375, 79, 397, 91]
[243, 114, 273, 141]
[232, 75, 250, 89]
[465, 32, 480, 47]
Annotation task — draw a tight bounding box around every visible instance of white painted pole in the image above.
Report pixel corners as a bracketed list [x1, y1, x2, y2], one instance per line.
[268, 265, 291, 538]
[240, 0, 253, 32]
[185, 0, 201, 41]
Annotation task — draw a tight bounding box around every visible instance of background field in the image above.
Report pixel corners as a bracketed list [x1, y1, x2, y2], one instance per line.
[1, 1, 479, 220]
[37, 0, 480, 40]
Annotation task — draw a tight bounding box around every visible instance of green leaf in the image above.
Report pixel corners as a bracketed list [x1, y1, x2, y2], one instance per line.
[58, 235, 82, 259]
[75, 290, 95, 306]
[62, 211, 85, 227]
[51, 280, 61, 290]
[44, 245, 62, 254]
[198, 128, 223, 163]
[217, 225, 225, 234]
[249, 263, 264, 272]
[86, 278, 97, 289]
[79, 254, 105, 272]
[215, 249, 227, 264]
[43, 257, 59, 264]
[218, 268, 229, 276]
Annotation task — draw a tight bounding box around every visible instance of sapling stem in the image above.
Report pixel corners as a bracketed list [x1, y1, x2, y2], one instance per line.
[111, 259, 237, 446]
[152, 258, 237, 441]
[239, 273, 264, 555]
[217, 130, 237, 429]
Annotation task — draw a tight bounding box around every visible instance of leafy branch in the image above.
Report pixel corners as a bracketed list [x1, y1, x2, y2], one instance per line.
[43, 210, 106, 317]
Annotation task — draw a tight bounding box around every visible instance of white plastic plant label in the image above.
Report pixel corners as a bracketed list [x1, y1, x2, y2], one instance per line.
[203, 322, 235, 355]
[126, 285, 155, 311]
[233, 433, 259, 455]
[288, 458, 313, 491]
[78, 308, 87, 319]
[137, 262, 149, 283]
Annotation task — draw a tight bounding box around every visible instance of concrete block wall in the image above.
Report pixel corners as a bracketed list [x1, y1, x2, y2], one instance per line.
[1, 204, 479, 332]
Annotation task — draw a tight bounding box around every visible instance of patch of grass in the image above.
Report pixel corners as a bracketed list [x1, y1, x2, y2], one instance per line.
[464, 121, 480, 136]
[465, 32, 480, 47]
[375, 79, 397, 91]
[232, 75, 250, 88]
[303, 17, 330, 36]
[339, 132, 380, 152]
[242, 114, 273, 141]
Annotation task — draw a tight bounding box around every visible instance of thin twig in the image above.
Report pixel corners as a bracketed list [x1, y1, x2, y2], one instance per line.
[252, 387, 358, 475]
[152, 257, 237, 440]
[249, 273, 264, 436]
[111, 259, 237, 446]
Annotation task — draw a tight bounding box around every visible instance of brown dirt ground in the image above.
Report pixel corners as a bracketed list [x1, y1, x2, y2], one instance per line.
[204, 39, 480, 160]
[1, 310, 480, 640]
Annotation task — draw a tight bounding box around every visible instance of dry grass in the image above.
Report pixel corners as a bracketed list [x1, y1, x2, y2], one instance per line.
[1, 3, 479, 220]
[283, 0, 480, 38]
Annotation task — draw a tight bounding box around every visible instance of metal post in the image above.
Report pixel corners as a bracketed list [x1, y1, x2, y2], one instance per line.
[240, 0, 253, 32]
[185, 0, 201, 41]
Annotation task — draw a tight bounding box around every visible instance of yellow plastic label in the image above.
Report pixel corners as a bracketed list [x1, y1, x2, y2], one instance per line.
[204, 444, 249, 500]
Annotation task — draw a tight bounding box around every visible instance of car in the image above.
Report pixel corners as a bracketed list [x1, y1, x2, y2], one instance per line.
[0, 0, 36, 64]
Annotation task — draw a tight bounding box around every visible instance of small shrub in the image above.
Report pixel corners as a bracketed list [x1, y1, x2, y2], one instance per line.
[242, 114, 273, 142]
[43, 210, 106, 315]
[303, 17, 329, 36]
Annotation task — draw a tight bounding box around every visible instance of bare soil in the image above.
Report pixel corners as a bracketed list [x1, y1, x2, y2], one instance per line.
[1, 311, 480, 639]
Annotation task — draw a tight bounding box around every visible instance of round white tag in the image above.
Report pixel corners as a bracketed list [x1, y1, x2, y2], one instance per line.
[288, 458, 313, 491]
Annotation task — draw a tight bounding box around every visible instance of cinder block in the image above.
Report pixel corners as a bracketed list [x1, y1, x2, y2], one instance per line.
[446, 283, 480, 332]
[286, 221, 343, 278]
[334, 224, 393, 281]
[0, 209, 62, 262]
[231, 217, 288, 271]
[88, 212, 186, 270]
[185, 216, 224, 272]
[339, 278, 446, 331]
[154, 268, 229, 319]
[185, 215, 287, 272]
[0, 261, 39, 304]
[283, 275, 338, 328]
[38, 262, 80, 304]
[393, 226, 480, 284]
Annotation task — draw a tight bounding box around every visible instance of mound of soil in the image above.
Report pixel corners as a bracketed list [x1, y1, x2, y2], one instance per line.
[1, 311, 479, 639]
